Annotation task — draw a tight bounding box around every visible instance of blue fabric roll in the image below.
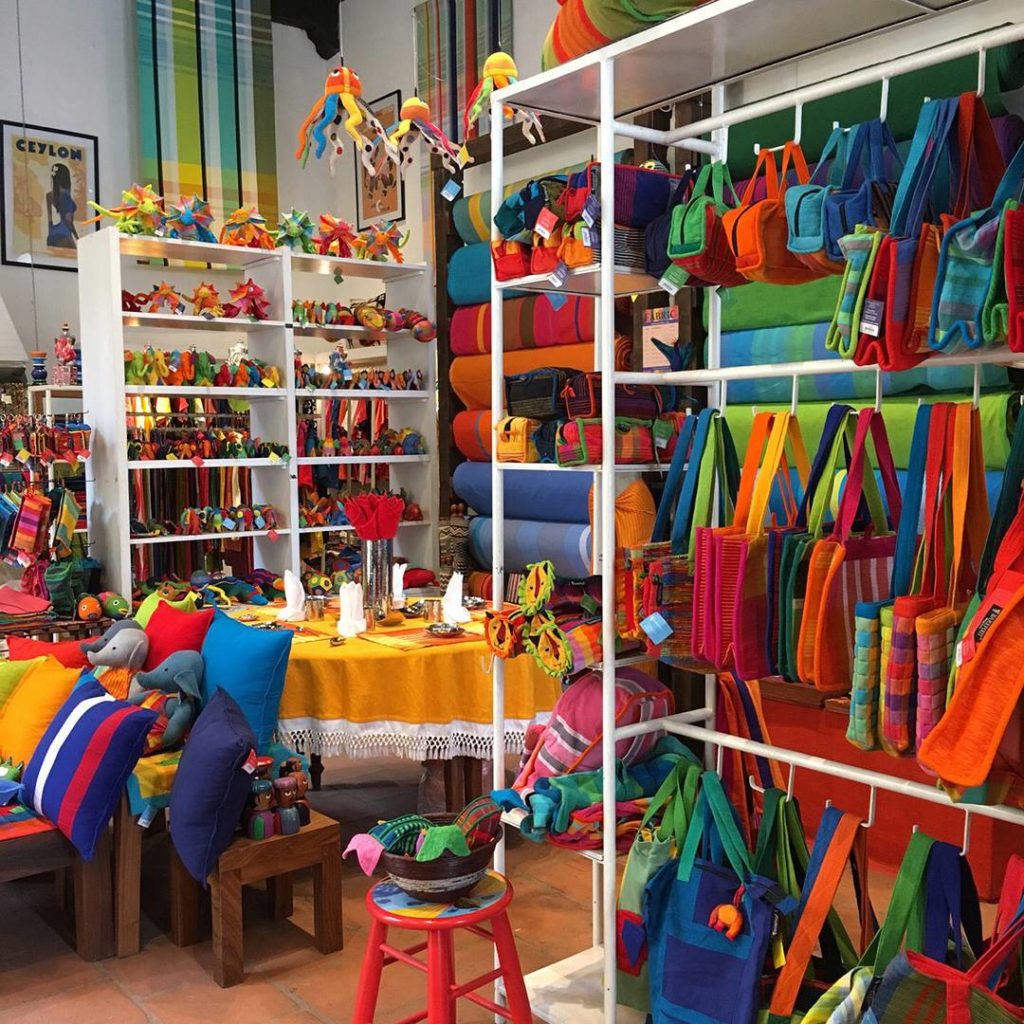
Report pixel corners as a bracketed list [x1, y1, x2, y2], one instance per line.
[448, 243, 493, 306]
[469, 517, 592, 578]
[453, 462, 592, 524]
[717, 323, 1007, 404]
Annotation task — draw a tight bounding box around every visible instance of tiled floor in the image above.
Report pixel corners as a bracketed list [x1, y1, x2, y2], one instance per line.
[0, 758, 995, 1024]
[0, 759, 597, 1024]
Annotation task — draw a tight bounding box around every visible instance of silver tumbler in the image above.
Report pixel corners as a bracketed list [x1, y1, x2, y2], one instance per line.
[361, 538, 393, 621]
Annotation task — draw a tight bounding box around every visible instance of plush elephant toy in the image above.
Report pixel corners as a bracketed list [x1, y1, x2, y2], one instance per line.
[80, 618, 150, 670]
[128, 649, 204, 752]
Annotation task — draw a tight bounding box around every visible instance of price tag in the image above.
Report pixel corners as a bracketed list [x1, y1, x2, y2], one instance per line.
[137, 803, 158, 829]
[15, 449, 31, 464]
[652, 418, 674, 450]
[267, 528, 280, 542]
[440, 178, 462, 202]
[333, 272, 345, 285]
[242, 748, 259, 775]
[547, 260, 569, 288]
[580, 226, 593, 247]
[0, 452, 11, 466]
[222, 516, 236, 531]
[77, 448, 91, 462]
[860, 298, 884, 338]
[582, 194, 601, 227]
[659, 264, 687, 295]
[458, 144, 472, 168]
[191, 456, 204, 467]
[640, 612, 673, 645]
[268, 451, 281, 463]
[534, 206, 559, 240]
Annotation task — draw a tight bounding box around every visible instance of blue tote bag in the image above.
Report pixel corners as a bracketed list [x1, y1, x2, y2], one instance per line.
[645, 771, 788, 1024]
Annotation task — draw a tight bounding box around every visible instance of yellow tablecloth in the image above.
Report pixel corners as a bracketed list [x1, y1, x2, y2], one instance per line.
[243, 611, 560, 761]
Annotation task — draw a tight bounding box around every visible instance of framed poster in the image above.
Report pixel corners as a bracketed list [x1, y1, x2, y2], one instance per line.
[0, 122, 99, 272]
[354, 90, 405, 230]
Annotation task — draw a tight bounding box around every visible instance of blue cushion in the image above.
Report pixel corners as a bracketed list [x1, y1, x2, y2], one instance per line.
[200, 610, 291, 752]
[21, 675, 157, 859]
[169, 689, 255, 884]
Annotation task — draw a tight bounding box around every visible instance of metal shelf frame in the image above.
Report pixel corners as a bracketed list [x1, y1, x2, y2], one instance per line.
[489, 4, 1024, 1022]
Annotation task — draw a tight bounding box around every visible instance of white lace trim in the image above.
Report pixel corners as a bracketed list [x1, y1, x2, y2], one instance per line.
[275, 714, 550, 761]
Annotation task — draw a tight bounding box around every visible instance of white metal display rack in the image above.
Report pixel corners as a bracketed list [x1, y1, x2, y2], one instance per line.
[488, 2, 1024, 1021]
[78, 227, 437, 598]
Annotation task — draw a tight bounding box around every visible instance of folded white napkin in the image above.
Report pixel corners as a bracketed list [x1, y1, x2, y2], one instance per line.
[277, 570, 307, 622]
[392, 563, 407, 609]
[441, 572, 471, 625]
[337, 582, 367, 637]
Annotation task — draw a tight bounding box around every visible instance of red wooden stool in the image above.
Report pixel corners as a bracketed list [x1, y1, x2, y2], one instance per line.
[353, 870, 531, 1024]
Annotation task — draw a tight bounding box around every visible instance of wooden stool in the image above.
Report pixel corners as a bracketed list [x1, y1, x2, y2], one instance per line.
[353, 870, 531, 1024]
[210, 808, 343, 986]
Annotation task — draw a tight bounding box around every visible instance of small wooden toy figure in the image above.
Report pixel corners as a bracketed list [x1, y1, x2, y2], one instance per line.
[191, 281, 224, 318]
[219, 206, 275, 249]
[389, 96, 463, 175]
[294, 65, 398, 176]
[164, 195, 216, 242]
[315, 213, 358, 257]
[275, 208, 317, 253]
[463, 52, 545, 152]
[223, 279, 271, 320]
[147, 282, 187, 315]
[354, 221, 408, 263]
[85, 183, 166, 234]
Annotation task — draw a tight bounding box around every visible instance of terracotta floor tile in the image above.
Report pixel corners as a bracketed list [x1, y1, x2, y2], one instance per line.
[0, 949, 100, 1006]
[99, 936, 219, 999]
[144, 975, 300, 1024]
[0, 978, 149, 1024]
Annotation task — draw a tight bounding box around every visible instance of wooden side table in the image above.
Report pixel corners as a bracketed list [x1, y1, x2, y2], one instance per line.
[209, 808, 343, 987]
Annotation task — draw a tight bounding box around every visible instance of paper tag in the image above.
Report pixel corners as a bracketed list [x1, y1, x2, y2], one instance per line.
[652, 418, 674, 450]
[77, 448, 91, 462]
[137, 803, 158, 829]
[580, 226, 593, 248]
[191, 456, 204, 467]
[267, 528, 280, 542]
[457, 144, 472, 168]
[15, 449, 31, 464]
[860, 298, 884, 338]
[582, 194, 601, 227]
[333, 271, 344, 285]
[534, 206, 558, 240]
[640, 612, 673, 645]
[242, 748, 259, 775]
[222, 516, 236, 531]
[440, 178, 462, 202]
[659, 264, 688, 295]
[268, 451, 281, 463]
[0, 452, 10, 466]
[547, 261, 569, 288]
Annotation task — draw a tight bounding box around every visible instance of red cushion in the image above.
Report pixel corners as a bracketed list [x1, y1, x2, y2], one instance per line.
[143, 602, 214, 670]
[7, 635, 90, 669]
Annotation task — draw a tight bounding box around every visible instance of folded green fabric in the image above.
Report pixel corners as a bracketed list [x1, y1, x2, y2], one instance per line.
[703, 276, 843, 332]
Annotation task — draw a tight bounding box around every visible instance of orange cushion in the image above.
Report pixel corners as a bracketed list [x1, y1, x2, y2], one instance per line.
[143, 601, 214, 670]
[7, 635, 90, 669]
[0, 657, 81, 767]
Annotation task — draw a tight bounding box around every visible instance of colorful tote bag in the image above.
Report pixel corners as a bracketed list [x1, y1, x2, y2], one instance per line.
[930, 140, 1024, 353]
[849, 404, 933, 751]
[723, 142, 828, 285]
[616, 760, 701, 1011]
[825, 224, 885, 358]
[645, 772, 783, 1024]
[981, 197, 1019, 344]
[798, 408, 901, 692]
[1006, 203, 1024, 352]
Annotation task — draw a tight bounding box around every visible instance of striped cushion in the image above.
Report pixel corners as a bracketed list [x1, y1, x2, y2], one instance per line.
[21, 676, 157, 859]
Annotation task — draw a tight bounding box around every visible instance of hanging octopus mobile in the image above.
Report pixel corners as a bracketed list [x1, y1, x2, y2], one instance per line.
[464, 52, 545, 151]
[389, 96, 463, 175]
[294, 66, 398, 177]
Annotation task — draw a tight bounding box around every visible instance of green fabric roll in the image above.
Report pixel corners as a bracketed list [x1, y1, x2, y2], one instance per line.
[703, 276, 843, 332]
[726, 45, 1024, 178]
[724, 393, 1011, 471]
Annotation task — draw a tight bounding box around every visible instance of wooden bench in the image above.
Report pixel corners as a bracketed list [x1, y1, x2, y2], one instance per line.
[169, 808, 343, 986]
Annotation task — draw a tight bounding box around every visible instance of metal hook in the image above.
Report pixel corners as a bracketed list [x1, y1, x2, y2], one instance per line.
[863, 786, 877, 830]
[748, 773, 766, 795]
[880, 77, 890, 122]
[972, 362, 981, 409]
[961, 810, 973, 857]
[874, 368, 883, 413]
[785, 763, 796, 802]
[715, 744, 725, 776]
[793, 103, 803, 146]
[790, 375, 799, 416]
[977, 48, 987, 98]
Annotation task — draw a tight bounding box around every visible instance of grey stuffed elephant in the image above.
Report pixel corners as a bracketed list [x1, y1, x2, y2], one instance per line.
[128, 650, 204, 752]
[80, 618, 149, 670]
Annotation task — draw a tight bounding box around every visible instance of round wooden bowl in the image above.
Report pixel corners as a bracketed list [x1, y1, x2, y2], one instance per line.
[379, 813, 501, 903]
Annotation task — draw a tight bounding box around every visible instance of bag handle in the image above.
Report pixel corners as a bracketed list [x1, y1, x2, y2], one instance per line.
[910, 402, 954, 599]
[891, 404, 933, 598]
[678, 771, 753, 884]
[807, 125, 850, 188]
[665, 164, 697, 211]
[669, 409, 712, 555]
[923, 841, 983, 969]
[652, 412, 700, 543]
[967, 904, 1024, 988]
[732, 411, 776, 529]
[995, 854, 1024, 940]
[797, 404, 854, 530]
[767, 808, 864, 1018]
[745, 412, 810, 538]
[979, 405, 1024, 593]
[952, 92, 1006, 219]
[833, 408, 902, 543]
[778, 141, 813, 195]
[640, 758, 700, 846]
[867, 117, 905, 183]
[890, 97, 959, 237]
[740, 147, 779, 206]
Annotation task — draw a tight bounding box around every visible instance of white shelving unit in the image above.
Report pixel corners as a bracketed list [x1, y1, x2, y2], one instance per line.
[78, 228, 437, 597]
[488, 2, 1024, 1022]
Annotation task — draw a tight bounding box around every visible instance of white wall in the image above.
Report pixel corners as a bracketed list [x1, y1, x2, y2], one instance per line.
[0, 1, 343, 366]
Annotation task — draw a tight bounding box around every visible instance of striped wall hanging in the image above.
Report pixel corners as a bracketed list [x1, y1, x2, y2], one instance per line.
[135, 0, 278, 226]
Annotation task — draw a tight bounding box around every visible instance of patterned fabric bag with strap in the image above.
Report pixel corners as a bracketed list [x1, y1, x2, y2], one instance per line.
[930, 140, 1024, 353]
[1008, 203, 1024, 351]
[723, 141, 828, 285]
[797, 408, 901, 692]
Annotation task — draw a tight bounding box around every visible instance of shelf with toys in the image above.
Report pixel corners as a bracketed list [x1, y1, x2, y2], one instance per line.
[80, 186, 438, 594]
